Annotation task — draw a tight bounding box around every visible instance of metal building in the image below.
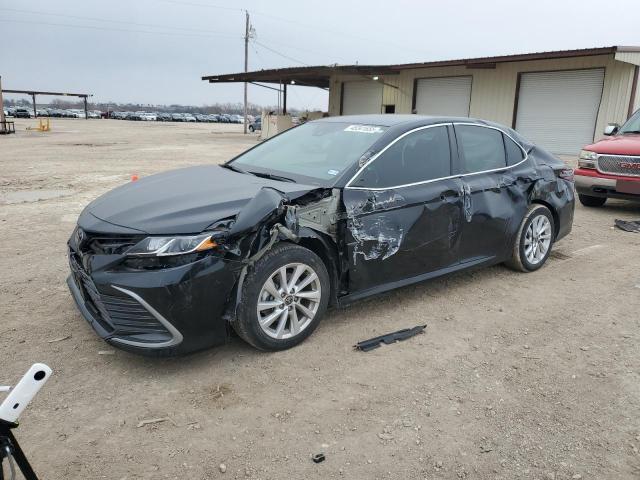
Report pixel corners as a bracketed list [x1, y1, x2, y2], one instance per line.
[203, 46, 640, 155]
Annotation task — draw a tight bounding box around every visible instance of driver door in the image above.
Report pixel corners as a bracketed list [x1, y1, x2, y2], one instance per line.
[343, 125, 464, 294]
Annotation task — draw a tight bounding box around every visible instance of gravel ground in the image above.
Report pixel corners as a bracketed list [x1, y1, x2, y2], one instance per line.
[1, 118, 639, 479]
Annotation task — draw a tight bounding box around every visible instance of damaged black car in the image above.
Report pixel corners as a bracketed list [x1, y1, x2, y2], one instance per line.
[67, 115, 575, 355]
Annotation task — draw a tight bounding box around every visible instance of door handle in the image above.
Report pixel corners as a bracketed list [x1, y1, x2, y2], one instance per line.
[440, 191, 460, 201]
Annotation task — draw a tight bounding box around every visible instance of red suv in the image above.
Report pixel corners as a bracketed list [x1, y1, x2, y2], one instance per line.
[575, 109, 640, 206]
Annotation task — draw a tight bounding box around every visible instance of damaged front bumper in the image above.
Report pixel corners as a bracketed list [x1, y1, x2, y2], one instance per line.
[67, 250, 244, 355]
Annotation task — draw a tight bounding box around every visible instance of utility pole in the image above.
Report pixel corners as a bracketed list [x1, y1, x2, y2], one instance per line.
[243, 10, 249, 135]
[0, 76, 5, 132]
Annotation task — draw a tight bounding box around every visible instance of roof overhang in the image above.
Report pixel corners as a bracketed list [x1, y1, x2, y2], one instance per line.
[202, 65, 398, 89]
[202, 46, 640, 88]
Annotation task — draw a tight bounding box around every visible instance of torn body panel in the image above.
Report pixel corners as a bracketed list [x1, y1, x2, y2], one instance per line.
[343, 179, 464, 293]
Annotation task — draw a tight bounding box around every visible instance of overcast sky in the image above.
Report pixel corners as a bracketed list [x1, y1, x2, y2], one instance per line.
[2, 0, 640, 110]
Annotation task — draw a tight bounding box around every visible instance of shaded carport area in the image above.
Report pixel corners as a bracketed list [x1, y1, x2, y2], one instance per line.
[2, 88, 92, 118]
[201, 64, 397, 115]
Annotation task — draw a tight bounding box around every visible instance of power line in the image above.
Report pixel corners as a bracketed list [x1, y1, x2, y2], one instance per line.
[0, 7, 228, 33]
[157, 0, 243, 12]
[251, 9, 430, 57]
[157, 0, 430, 57]
[252, 40, 310, 66]
[0, 18, 240, 39]
[255, 36, 351, 64]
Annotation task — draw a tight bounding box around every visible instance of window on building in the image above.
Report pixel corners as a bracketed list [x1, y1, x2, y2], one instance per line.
[352, 126, 451, 188]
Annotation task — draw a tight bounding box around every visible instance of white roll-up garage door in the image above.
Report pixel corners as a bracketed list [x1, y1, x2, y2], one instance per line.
[414, 76, 472, 117]
[515, 69, 605, 155]
[341, 81, 383, 115]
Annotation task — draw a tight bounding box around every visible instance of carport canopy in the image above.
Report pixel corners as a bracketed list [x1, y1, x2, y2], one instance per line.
[202, 64, 397, 113]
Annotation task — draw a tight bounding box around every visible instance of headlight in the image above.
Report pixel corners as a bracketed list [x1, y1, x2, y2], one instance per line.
[578, 150, 597, 169]
[126, 233, 217, 257]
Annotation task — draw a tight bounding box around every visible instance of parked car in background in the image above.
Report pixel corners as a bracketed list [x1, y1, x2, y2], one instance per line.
[575, 109, 640, 206]
[14, 108, 31, 118]
[36, 109, 49, 117]
[6, 107, 16, 117]
[207, 114, 220, 123]
[65, 109, 86, 119]
[157, 113, 171, 121]
[67, 115, 574, 356]
[87, 110, 101, 119]
[171, 113, 184, 122]
[248, 117, 261, 132]
[183, 113, 196, 122]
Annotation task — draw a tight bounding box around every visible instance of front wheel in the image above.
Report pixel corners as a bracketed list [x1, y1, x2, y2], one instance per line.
[248, 125, 255, 132]
[505, 204, 555, 272]
[232, 243, 330, 351]
[578, 194, 607, 207]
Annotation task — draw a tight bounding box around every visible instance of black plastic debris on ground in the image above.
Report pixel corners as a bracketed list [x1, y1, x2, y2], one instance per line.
[614, 219, 640, 233]
[355, 325, 427, 352]
[312, 453, 325, 463]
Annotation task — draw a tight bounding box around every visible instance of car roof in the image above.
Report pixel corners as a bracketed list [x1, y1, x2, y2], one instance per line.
[315, 114, 483, 128]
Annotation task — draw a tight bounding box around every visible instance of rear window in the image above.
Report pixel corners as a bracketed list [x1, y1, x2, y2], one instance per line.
[456, 125, 506, 173]
[504, 134, 525, 165]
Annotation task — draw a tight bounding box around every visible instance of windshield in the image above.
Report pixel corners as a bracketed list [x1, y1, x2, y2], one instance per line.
[619, 109, 640, 134]
[230, 121, 388, 185]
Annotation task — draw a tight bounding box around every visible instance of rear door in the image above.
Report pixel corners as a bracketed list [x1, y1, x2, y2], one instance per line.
[453, 124, 528, 263]
[343, 124, 464, 292]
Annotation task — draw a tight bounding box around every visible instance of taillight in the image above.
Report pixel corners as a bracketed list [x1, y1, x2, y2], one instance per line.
[558, 168, 574, 182]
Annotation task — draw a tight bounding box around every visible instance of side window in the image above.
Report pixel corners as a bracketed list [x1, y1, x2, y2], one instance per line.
[353, 126, 451, 188]
[456, 125, 506, 173]
[504, 134, 525, 166]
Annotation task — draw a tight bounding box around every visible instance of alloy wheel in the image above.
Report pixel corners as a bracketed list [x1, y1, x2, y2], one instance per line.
[524, 215, 552, 265]
[256, 263, 321, 340]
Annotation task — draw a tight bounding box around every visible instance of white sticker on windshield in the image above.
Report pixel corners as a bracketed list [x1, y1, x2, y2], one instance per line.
[327, 169, 339, 176]
[344, 125, 383, 134]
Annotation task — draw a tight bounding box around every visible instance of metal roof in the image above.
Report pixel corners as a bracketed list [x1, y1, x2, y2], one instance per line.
[202, 46, 640, 87]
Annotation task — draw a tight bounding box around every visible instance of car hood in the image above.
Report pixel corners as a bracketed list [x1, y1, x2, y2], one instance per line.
[584, 134, 640, 155]
[82, 165, 318, 234]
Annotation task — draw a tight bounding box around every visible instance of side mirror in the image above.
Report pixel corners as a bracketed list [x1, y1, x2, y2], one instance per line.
[604, 123, 620, 136]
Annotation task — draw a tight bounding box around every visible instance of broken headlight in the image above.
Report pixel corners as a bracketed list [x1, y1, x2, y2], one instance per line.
[126, 233, 218, 257]
[578, 150, 597, 169]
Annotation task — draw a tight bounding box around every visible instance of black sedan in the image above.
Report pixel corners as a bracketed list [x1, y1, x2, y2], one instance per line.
[67, 115, 575, 356]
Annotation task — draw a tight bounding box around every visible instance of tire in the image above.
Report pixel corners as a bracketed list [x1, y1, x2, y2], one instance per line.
[232, 243, 330, 351]
[248, 126, 254, 132]
[578, 194, 607, 207]
[505, 204, 555, 273]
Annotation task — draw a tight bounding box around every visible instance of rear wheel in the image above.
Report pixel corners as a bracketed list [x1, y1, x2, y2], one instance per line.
[505, 204, 555, 272]
[578, 194, 607, 207]
[248, 125, 255, 132]
[232, 243, 330, 351]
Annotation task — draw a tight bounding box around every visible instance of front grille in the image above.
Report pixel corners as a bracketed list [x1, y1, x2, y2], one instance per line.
[84, 234, 143, 255]
[69, 251, 171, 340]
[597, 155, 640, 177]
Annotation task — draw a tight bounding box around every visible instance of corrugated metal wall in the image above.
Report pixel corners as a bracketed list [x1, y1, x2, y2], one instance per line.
[329, 54, 637, 145]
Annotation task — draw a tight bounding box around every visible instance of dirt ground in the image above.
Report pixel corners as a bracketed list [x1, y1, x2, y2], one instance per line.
[1, 118, 640, 480]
